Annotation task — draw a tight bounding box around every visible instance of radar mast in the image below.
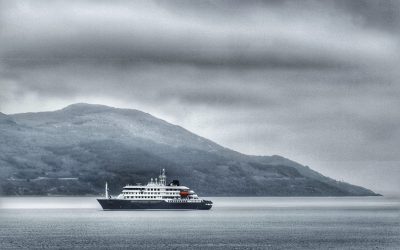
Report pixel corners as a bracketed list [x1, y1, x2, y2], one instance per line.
[159, 168, 167, 186]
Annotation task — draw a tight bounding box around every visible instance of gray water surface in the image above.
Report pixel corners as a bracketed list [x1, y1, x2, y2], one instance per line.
[0, 197, 399, 249]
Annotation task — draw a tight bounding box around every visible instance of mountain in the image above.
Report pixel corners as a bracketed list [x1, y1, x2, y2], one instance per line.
[0, 103, 378, 196]
[0, 112, 16, 125]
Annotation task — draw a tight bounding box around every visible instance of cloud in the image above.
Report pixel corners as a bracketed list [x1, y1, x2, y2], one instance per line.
[0, 0, 398, 69]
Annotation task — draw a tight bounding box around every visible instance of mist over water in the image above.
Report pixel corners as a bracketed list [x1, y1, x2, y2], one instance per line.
[0, 197, 399, 249]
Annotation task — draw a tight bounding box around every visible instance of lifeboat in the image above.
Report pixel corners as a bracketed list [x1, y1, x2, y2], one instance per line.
[180, 190, 189, 197]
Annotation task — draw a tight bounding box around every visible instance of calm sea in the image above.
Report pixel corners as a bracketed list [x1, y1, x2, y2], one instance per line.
[0, 197, 399, 249]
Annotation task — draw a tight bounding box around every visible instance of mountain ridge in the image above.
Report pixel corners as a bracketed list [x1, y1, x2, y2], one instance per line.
[0, 103, 379, 196]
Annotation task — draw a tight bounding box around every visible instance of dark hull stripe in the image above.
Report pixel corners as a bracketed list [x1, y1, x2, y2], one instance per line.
[97, 199, 212, 210]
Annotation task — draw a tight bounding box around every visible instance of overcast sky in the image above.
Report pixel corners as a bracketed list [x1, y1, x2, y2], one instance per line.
[1, 0, 399, 195]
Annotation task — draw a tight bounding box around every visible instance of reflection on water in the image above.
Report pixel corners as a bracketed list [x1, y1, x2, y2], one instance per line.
[0, 197, 399, 249]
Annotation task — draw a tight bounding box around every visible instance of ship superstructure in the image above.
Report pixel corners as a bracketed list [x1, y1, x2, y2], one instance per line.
[97, 169, 212, 210]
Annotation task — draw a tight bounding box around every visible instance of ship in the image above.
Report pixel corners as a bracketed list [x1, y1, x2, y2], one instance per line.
[97, 169, 213, 210]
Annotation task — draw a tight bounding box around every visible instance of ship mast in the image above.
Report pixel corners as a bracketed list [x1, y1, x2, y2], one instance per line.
[159, 168, 167, 186]
[105, 182, 109, 199]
